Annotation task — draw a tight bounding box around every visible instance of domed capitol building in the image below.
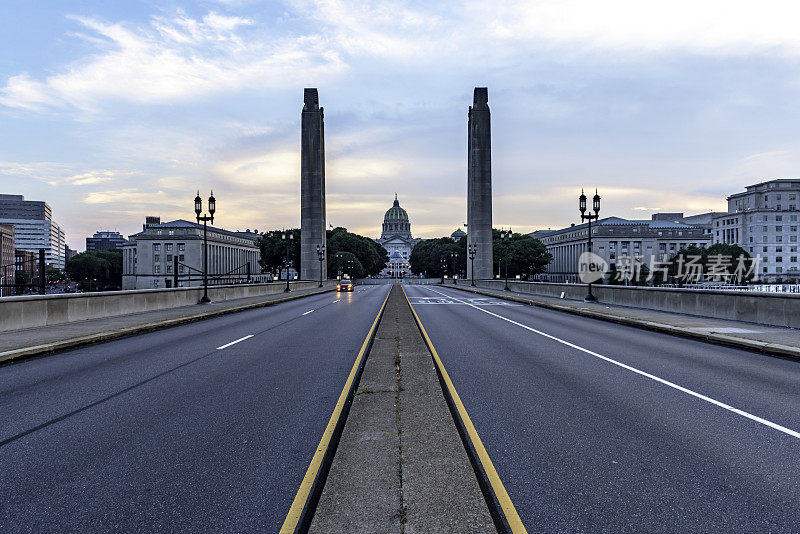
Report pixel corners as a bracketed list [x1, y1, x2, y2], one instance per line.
[376, 195, 419, 277]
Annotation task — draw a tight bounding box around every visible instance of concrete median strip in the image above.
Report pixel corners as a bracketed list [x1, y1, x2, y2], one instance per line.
[307, 285, 497, 533]
[448, 285, 800, 361]
[0, 287, 335, 365]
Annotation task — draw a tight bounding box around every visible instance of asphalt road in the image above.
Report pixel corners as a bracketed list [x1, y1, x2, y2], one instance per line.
[0, 284, 390, 533]
[404, 284, 800, 533]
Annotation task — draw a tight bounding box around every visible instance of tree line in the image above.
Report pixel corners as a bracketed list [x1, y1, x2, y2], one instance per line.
[257, 226, 389, 279]
[409, 230, 552, 279]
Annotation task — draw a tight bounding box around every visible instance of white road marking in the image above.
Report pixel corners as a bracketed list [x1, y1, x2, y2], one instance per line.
[424, 286, 800, 441]
[216, 335, 254, 350]
[302, 309, 315, 315]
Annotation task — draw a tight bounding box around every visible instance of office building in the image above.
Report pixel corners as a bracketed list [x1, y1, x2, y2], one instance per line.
[122, 220, 260, 290]
[712, 179, 800, 281]
[0, 194, 66, 268]
[86, 231, 127, 251]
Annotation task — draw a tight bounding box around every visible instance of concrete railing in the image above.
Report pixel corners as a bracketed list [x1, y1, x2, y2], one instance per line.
[356, 278, 442, 285]
[472, 280, 800, 329]
[0, 280, 336, 333]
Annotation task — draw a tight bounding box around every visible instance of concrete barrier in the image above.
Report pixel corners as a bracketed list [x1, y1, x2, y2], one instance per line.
[355, 278, 442, 285]
[0, 281, 337, 333]
[472, 280, 800, 329]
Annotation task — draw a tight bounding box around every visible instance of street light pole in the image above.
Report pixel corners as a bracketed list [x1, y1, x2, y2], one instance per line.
[500, 228, 512, 290]
[468, 244, 477, 286]
[317, 244, 325, 287]
[194, 190, 216, 304]
[282, 230, 293, 292]
[579, 189, 601, 302]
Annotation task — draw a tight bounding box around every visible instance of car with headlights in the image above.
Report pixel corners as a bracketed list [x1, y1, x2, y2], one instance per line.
[336, 279, 354, 292]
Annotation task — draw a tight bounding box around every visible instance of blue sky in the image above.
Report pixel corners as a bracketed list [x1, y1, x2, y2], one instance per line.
[2, 1, 800, 249]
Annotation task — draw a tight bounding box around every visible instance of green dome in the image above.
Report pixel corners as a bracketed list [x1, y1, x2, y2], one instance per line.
[384, 197, 408, 221]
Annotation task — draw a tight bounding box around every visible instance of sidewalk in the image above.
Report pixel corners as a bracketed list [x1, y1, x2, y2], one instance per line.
[310, 285, 494, 533]
[447, 284, 800, 359]
[0, 286, 334, 364]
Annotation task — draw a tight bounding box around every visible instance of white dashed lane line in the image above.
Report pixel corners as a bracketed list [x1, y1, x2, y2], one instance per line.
[216, 335, 254, 350]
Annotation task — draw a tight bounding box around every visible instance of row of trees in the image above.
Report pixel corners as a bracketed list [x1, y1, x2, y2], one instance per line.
[409, 230, 552, 279]
[609, 243, 754, 286]
[256, 227, 389, 279]
[64, 250, 123, 291]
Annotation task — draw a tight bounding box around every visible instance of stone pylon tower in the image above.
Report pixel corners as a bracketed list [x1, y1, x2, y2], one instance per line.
[300, 88, 327, 281]
[467, 87, 493, 280]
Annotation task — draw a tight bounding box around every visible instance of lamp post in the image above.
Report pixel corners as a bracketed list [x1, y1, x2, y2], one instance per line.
[468, 243, 477, 286]
[440, 256, 447, 285]
[579, 189, 601, 302]
[282, 230, 293, 292]
[194, 190, 216, 304]
[316, 244, 325, 287]
[500, 227, 512, 291]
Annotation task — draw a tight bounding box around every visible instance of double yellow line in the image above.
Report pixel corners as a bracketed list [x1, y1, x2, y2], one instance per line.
[280, 289, 391, 533]
[402, 286, 527, 534]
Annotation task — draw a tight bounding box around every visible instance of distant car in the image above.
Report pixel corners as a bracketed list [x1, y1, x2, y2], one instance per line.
[336, 279, 354, 292]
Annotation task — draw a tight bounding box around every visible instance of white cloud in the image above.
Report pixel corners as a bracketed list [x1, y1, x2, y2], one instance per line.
[0, 10, 345, 112]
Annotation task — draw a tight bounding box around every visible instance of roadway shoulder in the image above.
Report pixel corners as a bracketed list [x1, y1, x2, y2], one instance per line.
[447, 285, 800, 360]
[0, 287, 336, 365]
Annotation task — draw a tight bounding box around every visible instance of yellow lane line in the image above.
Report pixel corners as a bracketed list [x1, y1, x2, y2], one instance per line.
[401, 285, 528, 534]
[280, 287, 391, 533]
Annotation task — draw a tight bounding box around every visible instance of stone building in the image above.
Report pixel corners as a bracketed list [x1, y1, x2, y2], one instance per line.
[711, 179, 800, 281]
[533, 215, 712, 282]
[122, 220, 260, 290]
[376, 196, 418, 277]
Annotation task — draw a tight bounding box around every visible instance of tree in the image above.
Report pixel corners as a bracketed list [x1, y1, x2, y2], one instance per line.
[64, 250, 123, 291]
[327, 227, 388, 277]
[409, 238, 461, 278]
[257, 229, 300, 278]
[329, 251, 365, 279]
[494, 233, 552, 278]
[493, 231, 552, 279]
[666, 243, 754, 285]
[46, 268, 64, 283]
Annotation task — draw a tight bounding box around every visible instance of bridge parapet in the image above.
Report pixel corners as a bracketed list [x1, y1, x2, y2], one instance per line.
[472, 280, 800, 329]
[0, 280, 337, 333]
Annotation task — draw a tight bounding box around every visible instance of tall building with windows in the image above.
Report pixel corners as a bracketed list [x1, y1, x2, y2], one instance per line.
[0, 224, 15, 296]
[0, 194, 66, 268]
[86, 231, 127, 251]
[712, 179, 800, 281]
[376, 195, 419, 277]
[122, 220, 260, 289]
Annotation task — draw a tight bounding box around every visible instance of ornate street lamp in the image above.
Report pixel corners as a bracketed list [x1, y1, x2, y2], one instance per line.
[317, 244, 325, 288]
[579, 189, 601, 302]
[500, 227, 512, 290]
[468, 243, 477, 286]
[195, 190, 215, 304]
[282, 231, 293, 292]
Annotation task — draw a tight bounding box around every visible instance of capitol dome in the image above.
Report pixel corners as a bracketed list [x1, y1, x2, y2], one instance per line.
[384, 196, 408, 221]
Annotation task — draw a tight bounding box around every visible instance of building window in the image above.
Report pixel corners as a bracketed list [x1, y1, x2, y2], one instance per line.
[167, 254, 173, 262]
[154, 265, 161, 273]
[153, 243, 161, 252]
[179, 254, 185, 262]
[154, 254, 160, 262]
[169, 230, 174, 236]
[777, 226, 783, 232]
[777, 216, 783, 222]
[167, 265, 173, 273]
[166, 243, 173, 251]
[178, 243, 185, 251]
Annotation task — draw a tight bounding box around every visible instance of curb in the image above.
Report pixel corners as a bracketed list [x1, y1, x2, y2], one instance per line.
[445, 285, 800, 361]
[0, 287, 336, 365]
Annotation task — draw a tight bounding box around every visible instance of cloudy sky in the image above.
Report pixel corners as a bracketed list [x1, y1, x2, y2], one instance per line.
[2, 1, 800, 249]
